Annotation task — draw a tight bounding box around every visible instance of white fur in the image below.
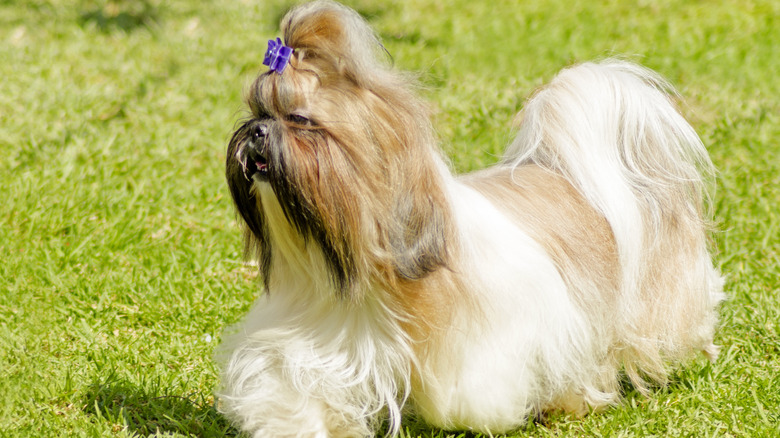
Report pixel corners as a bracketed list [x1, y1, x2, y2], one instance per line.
[411, 180, 611, 433]
[406, 61, 723, 432]
[507, 60, 716, 296]
[218, 41, 723, 438]
[218, 184, 413, 437]
[505, 61, 724, 376]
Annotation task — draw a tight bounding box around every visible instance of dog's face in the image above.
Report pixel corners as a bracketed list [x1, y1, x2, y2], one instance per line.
[226, 4, 451, 299]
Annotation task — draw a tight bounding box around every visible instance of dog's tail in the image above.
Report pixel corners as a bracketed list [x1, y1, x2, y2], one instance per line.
[506, 59, 723, 389]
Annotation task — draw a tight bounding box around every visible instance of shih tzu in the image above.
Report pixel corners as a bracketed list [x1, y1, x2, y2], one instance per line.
[217, 1, 724, 436]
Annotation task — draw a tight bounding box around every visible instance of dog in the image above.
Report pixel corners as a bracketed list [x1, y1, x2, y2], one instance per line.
[218, 1, 724, 436]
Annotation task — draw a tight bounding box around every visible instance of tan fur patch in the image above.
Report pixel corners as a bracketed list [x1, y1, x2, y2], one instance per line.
[462, 165, 620, 309]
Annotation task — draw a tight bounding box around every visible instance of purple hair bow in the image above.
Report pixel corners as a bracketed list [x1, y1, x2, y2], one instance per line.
[263, 38, 293, 74]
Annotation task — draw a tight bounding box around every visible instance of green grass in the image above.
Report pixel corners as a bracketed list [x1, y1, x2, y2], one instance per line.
[1, 0, 778, 436]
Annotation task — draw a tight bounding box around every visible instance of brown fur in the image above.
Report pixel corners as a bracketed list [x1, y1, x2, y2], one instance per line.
[227, 5, 454, 300]
[463, 165, 620, 308]
[462, 164, 718, 392]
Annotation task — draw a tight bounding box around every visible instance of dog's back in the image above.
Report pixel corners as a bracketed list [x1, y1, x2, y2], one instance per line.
[462, 60, 724, 404]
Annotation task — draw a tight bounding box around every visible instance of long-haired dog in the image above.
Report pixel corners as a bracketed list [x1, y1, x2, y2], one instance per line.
[218, 1, 724, 436]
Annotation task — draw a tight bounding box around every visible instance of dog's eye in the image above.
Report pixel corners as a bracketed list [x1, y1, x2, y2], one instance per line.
[287, 114, 313, 127]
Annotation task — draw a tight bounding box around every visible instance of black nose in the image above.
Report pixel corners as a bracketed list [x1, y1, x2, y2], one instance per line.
[247, 123, 268, 155]
[249, 123, 267, 148]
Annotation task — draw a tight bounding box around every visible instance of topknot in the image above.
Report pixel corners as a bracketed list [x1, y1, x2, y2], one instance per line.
[281, 0, 393, 87]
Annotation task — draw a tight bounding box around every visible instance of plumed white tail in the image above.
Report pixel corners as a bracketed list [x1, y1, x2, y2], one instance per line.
[506, 59, 723, 386]
[507, 60, 713, 292]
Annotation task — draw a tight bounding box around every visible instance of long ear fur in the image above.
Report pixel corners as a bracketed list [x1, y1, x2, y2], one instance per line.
[390, 171, 451, 281]
[225, 121, 273, 289]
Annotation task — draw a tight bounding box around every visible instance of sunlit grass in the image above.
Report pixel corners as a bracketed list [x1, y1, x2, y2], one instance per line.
[1, 0, 778, 436]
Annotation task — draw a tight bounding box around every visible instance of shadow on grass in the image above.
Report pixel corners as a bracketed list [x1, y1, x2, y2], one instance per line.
[78, 0, 159, 33]
[399, 410, 552, 438]
[79, 369, 674, 437]
[82, 373, 238, 437]
[81, 373, 514, 438]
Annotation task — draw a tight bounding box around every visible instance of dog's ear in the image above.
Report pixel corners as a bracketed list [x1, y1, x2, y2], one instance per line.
[281, 1, 390, 86]
[225, 122, 273, 289]
[226, 123, 262, 242]
[390, 179, 451, 281]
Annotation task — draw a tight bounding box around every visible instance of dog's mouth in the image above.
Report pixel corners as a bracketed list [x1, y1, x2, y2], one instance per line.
[239, 122, 272, 181]
[243, 147, 269, 180]
[238, 150, 270, 182]
[254, 155, 269, 177]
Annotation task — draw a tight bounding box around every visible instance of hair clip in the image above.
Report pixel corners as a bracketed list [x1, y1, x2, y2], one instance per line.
[263, 38, 293, 74]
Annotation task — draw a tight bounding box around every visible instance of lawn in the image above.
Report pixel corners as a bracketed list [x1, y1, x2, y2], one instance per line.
[1, 0, 778, 436]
